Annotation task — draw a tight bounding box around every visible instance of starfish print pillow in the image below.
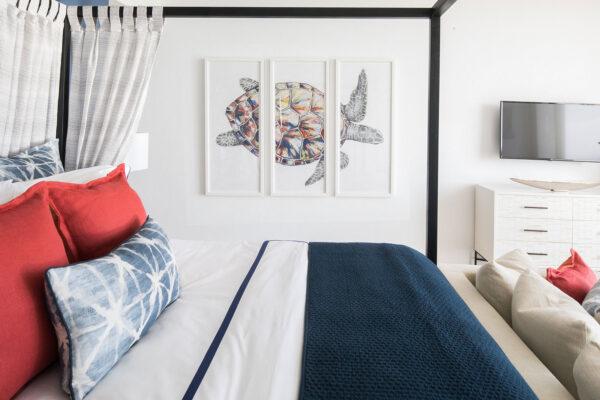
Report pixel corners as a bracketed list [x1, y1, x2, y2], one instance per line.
[45, 216, 181, 400]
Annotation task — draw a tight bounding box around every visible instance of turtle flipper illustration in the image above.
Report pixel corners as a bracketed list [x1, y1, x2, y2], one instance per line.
[240, 77, 258, 92]
[305, 152, 349, 186]
[216, 70, 381, 187]
[340, 69, 384, 151]
[305, 157, 325, 186]
[216, 130, 245, 146]
[340, 151, 349, 169]
[343, 69, 367, 122]
[346, 124, 383, 144]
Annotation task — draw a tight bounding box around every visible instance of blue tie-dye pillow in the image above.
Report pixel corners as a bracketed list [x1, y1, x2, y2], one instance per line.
[0, 139, 64, 182]
[583, 280, 600, 324]
[45, 216, 181, 400]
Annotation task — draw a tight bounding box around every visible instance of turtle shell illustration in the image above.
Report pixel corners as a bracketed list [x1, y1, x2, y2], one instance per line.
[216, 70, 383, 186]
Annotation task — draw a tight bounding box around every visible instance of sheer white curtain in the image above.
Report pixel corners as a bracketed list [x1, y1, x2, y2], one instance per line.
[0, 0, 66, 156]
[65, 6, 163, 171]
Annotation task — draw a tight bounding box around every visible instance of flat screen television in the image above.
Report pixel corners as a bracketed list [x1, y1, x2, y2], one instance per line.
[500, 101, 600, 162]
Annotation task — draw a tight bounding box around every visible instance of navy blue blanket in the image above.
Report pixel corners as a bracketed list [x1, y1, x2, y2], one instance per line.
[300, 243, 537, 399]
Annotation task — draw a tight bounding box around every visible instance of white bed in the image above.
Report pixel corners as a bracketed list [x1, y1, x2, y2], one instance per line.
[16, 241, 572, 399]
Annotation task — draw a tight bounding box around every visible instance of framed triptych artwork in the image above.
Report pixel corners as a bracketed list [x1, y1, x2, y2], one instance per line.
[204, 58, 264, 196]
[270, 59, 329, 196]
[335, 59, 395, 197]
[204, 58, 395, 198]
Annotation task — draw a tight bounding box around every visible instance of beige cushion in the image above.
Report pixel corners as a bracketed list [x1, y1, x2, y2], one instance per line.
[476, 249, 534, 324]
[573, 341, 600, 400]
[496, 248, 536, 272]
[512, 271, 600, 397]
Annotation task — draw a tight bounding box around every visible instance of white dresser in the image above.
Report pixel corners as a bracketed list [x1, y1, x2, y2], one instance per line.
[475, 183, 600, 271]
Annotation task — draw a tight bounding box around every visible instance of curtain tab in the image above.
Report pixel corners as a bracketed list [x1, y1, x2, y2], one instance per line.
[48, 1, 59, 22]
[55, 2, 66, 23]
[67, 6, 81, 31]
[109, 6, 121, 32]
[82, 7, 95, 31]
[150, 6, 163, 32]
[38, 0, 49, 18]
[122, 6, 134, 31]
[98, 6, 109, 31]
[135, 6, 148, 32]
[28, 0, 40, 15]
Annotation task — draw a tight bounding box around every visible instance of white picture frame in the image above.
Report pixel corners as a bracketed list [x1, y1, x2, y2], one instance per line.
[204, 58, 265, 196]
[269, 59, 330, 197]
[335, 58, 396, 197]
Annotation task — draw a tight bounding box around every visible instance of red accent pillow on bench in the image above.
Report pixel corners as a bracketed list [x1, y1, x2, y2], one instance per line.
[47, 164, 147, 262]
[0, 187, 70, 399]
[547, 249, 597, 303]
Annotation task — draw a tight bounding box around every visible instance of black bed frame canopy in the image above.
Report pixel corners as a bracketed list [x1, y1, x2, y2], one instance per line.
[56, 0, 458, 264]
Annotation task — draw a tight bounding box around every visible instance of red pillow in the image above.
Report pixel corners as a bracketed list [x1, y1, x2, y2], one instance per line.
[0, 187, 70, 399]
[547, 249, 597, 303]
[47, 164, 147, 262]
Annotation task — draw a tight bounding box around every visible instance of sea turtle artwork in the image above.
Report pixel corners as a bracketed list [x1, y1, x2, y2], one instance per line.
[216, 70, 383, 186]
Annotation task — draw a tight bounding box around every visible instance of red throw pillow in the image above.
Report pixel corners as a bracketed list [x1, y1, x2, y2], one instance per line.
[547, 249, 598, 303]
[47, 164, 147, 262]
[0, 187, 70, 399]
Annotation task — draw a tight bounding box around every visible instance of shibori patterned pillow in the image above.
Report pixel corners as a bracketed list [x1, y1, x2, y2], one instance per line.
[44, 216, 181, 400]
[583, 279, 600, 324]
[0, 139, 64, 182]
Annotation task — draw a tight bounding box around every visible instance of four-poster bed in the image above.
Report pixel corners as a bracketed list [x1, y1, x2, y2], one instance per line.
[56, 0, 458, 264]
[0, 1, 576, 399]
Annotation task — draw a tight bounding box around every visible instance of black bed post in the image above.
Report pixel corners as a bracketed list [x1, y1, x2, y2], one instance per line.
[426, 15, 440, 264]
[56, 18, 71, 166]
[426, 0, 457, 264]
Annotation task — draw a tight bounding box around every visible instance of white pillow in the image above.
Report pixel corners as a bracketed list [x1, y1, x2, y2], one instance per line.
[512, 270, 600, 397]
[573, 341, 600, 400]
[475, 249, 534, 324]
[0, 165, 116, 205]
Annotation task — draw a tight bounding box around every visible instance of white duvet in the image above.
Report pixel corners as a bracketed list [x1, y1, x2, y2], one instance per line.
[16, 240, 308, 400]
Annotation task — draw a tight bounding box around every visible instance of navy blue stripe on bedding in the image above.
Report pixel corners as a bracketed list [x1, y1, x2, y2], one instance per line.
[182, 241, 269, 400]
[300, 242, 537, 400]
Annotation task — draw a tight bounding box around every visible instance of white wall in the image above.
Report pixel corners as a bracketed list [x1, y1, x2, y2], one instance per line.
[128, 0, 600, 262]
[129, 18, 430, 251]
[439, 0, 600, 263]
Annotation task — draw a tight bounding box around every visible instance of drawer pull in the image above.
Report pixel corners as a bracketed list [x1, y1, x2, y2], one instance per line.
[523, 229, 548, 233]
[524, 206, 549, 210]
[527, 252, 548, 256]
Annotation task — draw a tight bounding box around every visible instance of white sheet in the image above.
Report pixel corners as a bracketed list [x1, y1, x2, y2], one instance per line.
[15, 240, 308, 400]
[17, 242, 568, 400]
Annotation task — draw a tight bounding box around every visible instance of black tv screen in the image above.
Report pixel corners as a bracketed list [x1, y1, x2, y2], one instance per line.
[500, 101, 600, 162]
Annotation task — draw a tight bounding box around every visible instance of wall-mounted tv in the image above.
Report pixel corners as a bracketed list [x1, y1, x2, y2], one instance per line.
[500, 101, 600, 162]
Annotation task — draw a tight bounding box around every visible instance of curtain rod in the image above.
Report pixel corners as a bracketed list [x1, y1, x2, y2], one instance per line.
[75, 7, 434, 19]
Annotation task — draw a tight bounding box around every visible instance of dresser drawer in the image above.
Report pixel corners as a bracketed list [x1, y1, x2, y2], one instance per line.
[573, 198, 600, 221]
[495, 241, 570, 268]
[496, 218, 572, 243]
[573, 221, 600, 244]
[573, 244, 600, 269]
[496, 195, 572, 220]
